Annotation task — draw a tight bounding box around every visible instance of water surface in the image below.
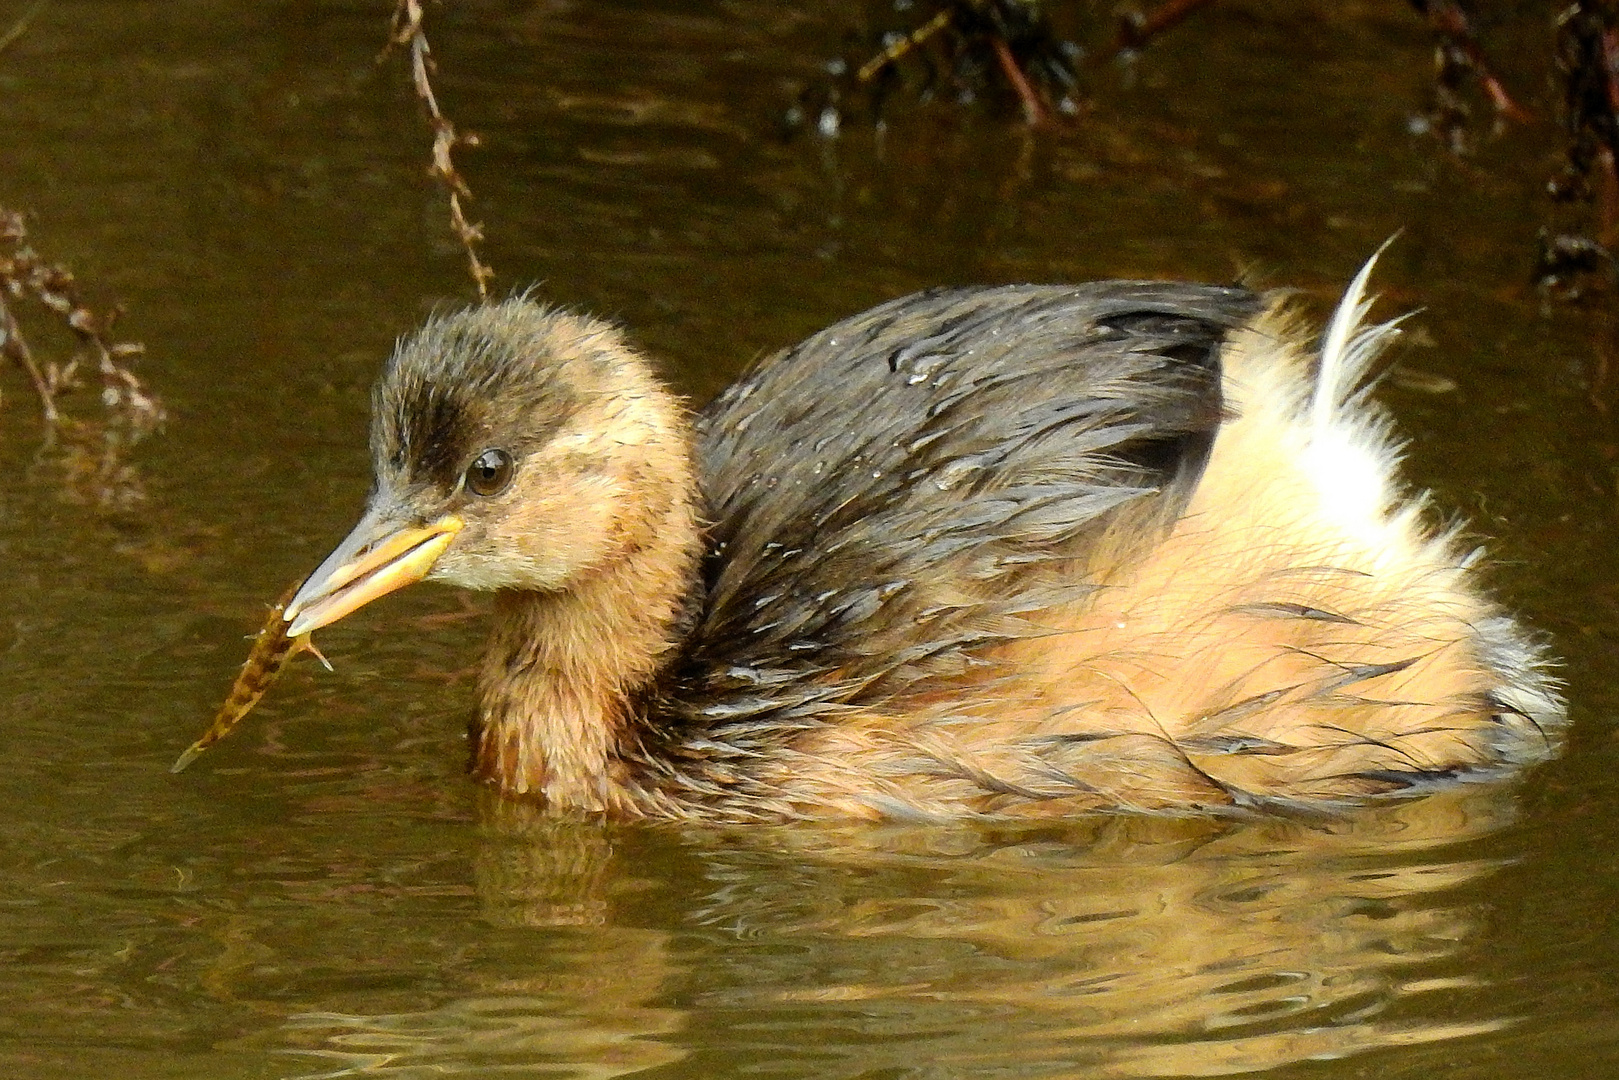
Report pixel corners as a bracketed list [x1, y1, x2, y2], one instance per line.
[3, 2, 1619, 1078]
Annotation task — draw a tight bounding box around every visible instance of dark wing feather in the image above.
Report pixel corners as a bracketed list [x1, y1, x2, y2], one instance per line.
[660, 282, 1261, 754]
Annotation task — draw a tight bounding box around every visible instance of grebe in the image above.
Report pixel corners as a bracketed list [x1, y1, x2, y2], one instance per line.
[279, 256, 1564, 821]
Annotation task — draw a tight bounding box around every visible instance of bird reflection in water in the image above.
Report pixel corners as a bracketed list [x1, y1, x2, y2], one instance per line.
[273, 785, 1526, 1079]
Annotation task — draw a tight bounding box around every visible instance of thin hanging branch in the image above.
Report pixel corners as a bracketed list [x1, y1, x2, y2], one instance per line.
[0, 208, 163, 434]
[0, 289, 55, 422]
[837, 1, 1080, 129]
[1411, 0, 1532, 125]
[0, 208, 164, 510]
[384, 0, 494, 299]
[1114, 0, 1220, 55]
[0, 0, 49, 57]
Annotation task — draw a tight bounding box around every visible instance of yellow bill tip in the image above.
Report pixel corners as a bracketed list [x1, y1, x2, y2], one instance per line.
[284, 513, 463, 637]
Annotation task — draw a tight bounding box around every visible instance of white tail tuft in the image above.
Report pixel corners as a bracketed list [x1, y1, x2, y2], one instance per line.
[1312, 237, 1406, 437]
[1297, 240, 1414, 552]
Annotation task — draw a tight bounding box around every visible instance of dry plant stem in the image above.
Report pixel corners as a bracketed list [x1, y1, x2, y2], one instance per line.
[1606, 25, 1619, 117]
[0, 208, 162, 433]
[1602, 28, 1619, 245]
[857, 9, 952, 83]
[1414, 0, 1532, 122]
[1600, 145, 1619, 245]
[991, 36, 1047, 125]
[854, 5, 1057, 128]
[1116, 0, 1221, 54]
[386, 0, 493, 299]
[0, 291, 57, 422]
[1592, 310, 1613, 414]
[0, 0, 48, 56]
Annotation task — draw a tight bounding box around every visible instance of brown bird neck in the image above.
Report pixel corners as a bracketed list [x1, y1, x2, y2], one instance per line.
[471, 518, 702, 814]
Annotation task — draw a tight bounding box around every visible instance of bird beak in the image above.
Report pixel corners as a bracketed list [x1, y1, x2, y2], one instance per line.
[284, 508, 465, 636]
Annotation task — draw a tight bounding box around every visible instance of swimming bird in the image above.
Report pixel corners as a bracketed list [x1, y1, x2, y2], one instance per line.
[280, 256, 1564, 821]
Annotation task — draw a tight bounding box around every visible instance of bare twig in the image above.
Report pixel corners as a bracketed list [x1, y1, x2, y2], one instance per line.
[839, 1, 1079, 129]
[0, 208, 164, 509]
[0, 209, 164, 435]
[857, 9, 952, 84]
[990, 35, 1047, 125]
[384, 0, 493, 299]
[1410, 0, 1531, 125]
[1548, 4, 1619, 244]
[1114, 0, 1220, 55]
[0, 0, 49, 57]
[0, 289, 56, 422]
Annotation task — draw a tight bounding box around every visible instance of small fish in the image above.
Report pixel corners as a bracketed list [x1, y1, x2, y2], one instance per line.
[172, 579, 331, 774]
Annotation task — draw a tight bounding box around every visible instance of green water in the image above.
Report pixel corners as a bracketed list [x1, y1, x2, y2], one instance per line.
[3, 2, 1618, 1077]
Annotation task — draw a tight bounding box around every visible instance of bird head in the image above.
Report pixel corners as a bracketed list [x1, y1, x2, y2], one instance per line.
[284, 298, 693, 637]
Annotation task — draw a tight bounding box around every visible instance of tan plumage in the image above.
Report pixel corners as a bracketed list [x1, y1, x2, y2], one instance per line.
[277, 256, 1564, 821]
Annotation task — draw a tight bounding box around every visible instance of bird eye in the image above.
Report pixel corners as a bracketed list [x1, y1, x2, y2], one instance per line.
[465, 448, 515, 497]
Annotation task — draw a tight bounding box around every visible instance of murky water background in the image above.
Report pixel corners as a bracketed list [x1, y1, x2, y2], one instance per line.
[4, 1, 1619, 1077]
